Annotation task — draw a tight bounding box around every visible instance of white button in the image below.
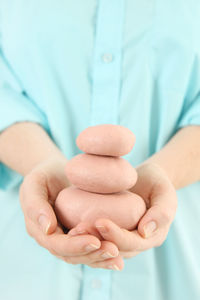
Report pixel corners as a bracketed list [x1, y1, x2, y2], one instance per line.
[91, 279, 102, 289]
[102, 53, 113, 63]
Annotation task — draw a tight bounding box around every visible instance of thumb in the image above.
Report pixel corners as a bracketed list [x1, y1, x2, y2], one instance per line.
[20, 174, 58, 235]
[138, 191, 177, 239]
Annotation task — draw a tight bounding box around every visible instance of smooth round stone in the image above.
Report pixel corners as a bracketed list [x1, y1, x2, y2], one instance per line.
[54, 186, 146, 230]
[65, 153, 137, 194]
[76, 124, 135, 156]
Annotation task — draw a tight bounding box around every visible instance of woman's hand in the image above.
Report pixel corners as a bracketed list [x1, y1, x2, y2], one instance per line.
[19, 157, 123, 270]
[69, 163, 178, 260]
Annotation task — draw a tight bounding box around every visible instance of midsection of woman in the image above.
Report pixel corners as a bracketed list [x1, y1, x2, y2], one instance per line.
[1, 0, 200, 160]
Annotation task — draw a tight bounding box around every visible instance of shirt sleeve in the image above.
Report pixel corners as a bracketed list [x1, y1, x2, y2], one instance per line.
[0, 48, 49, 191]
[176, 55, 200, 130]
[177, 92, 200, 129]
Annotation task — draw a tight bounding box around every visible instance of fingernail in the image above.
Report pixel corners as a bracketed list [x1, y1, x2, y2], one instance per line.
[96, 225, 108, 233]
[76, 228, 86, 234]
[101, 252, 116, 259]
[108, 264, 120, 271]
[38, 214, 51, 234]
[68, 228, 86, 236]
[68, 229, 77, 236]
[85, 244, 100, 252]
[143, 221, 157, 238]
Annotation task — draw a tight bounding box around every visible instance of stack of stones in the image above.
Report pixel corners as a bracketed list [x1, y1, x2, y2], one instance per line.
[55, 125, 146, 236]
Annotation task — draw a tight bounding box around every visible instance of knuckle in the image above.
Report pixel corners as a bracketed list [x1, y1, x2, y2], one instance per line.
[25, 224, 34, 238]
[36, 239, 44, 248]
[63, 257, 72, 264]
[160, 209, 171, 224]
[154, 239, 163, 248]
[23, 217, 34, 237]
[56, 256, 72, 265]
[154, 232, 168, 248]
[48, 243, 59, 256]
[48, 247, 58, 256]
[63, 257, 78, 265]
[45, 240, 61, 256]
[34, 232, 49, 249]
[35, 235, 46, 248]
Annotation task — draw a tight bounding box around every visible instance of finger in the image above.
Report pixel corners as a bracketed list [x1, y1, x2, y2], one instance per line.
[88, 255, 124, 271]
[120, 250, 140, 259]
[95, 218, 151, 252]
[87, 240, 119, 261]
[26, 218, 101, 257]
[68, 222, 102, 240]
[61, 240, 119, 265]
[48, 234, 101, 257]
[137, 188, 177, 238]
[56, 253, 124, 271]
[20, 173, 57, 235]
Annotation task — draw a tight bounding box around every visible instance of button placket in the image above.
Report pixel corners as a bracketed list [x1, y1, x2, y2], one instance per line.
[91, 279, 102, 289]
[90, 0, 124, 126]
[102, 53, 113, 63]
[81, 1, 125, 300]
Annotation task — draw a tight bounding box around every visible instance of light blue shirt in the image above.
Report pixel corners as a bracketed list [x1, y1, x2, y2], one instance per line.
[0, 1, 200, 299]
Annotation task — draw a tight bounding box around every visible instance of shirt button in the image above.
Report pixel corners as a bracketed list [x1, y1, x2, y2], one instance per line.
[91, 279, 102, 289]
[102, 53, 113, 63]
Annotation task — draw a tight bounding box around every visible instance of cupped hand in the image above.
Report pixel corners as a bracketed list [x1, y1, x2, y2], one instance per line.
[19, 157, 123, 270]
[69, 163, 178, 260]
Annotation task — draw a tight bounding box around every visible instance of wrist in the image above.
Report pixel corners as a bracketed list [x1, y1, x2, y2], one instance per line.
[139, 126, 200, 189]
[139, 157, 176, 189]
[137, 161, 173, 184]
[0, 122, 67, 176]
